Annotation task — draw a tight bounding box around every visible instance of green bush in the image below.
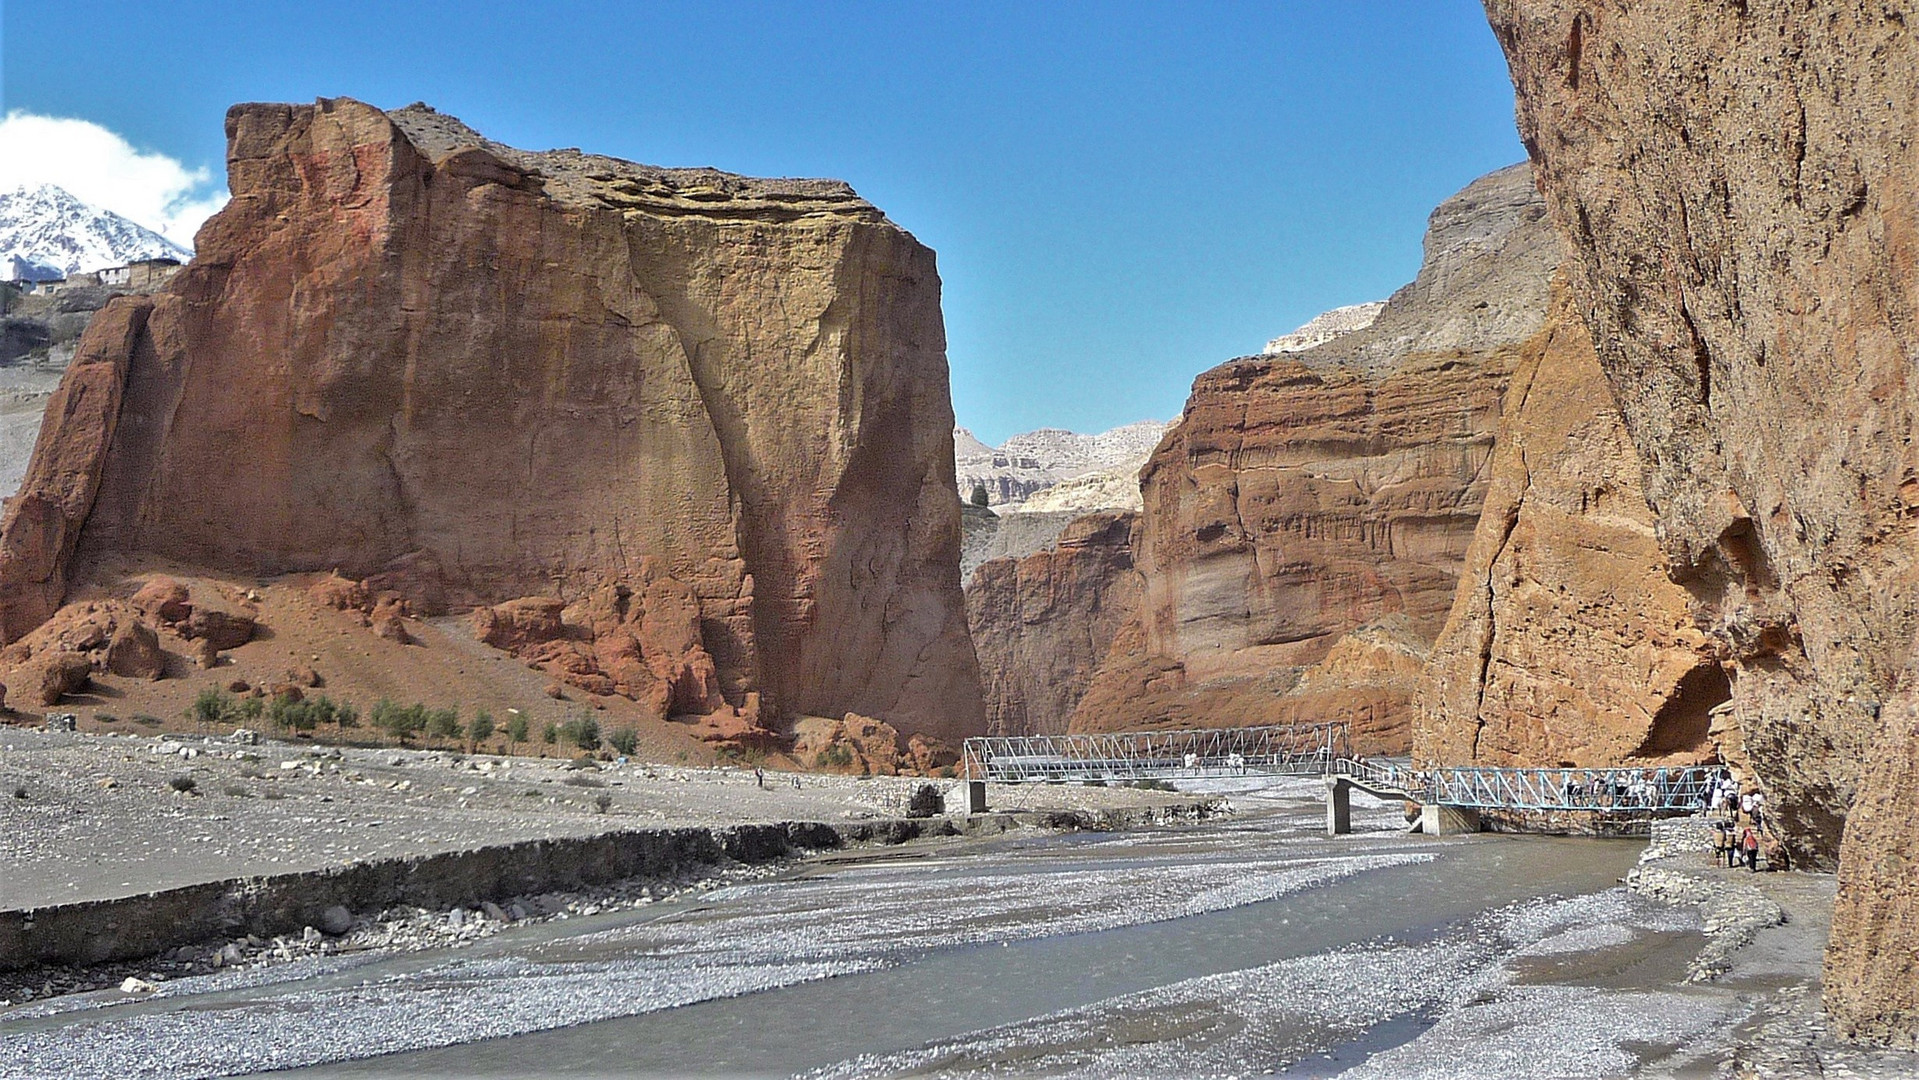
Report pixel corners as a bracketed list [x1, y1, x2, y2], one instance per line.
[469, 711, 495, 745]
[566, 715, 601, 751]
[191, 689, 233, 727]
[505, 713, 529, 745]
[426, 707, 462, 741]
[237, 697, 264, 723]
[609, 727, 637, 756]
[541, 721, 558, 745]
[813, 745, 855, 769]
[335, 701, 360, 728]
[370, 699, 428, 742]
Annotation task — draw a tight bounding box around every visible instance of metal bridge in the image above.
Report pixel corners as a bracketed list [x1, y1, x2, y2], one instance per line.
[959, 723, 1717, 835]
[959, 723, 1350, 784]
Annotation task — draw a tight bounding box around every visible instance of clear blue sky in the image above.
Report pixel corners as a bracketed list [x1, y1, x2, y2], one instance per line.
[1, 1, 1524, 444]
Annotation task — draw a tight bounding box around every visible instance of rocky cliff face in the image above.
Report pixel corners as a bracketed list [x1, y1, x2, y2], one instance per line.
[1415, 282, 1722, 768]
[0, 98, 981, 741]
[966, 511, 1140, 736]
[1483, 0, 1919, 1044]
[1069, 165, 1559, 747]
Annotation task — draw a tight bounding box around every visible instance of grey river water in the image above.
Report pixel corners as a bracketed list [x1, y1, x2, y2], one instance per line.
[1, 782, 1731, 1078]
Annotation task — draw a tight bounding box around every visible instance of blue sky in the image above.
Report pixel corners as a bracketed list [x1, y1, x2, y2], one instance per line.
[1, 1, 1524, 443]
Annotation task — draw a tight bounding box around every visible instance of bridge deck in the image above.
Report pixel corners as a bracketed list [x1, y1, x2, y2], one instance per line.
[963, 726, 1716, 816]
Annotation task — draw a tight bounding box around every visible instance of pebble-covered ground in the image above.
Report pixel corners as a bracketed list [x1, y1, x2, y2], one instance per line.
[0, 724, 1206, 909]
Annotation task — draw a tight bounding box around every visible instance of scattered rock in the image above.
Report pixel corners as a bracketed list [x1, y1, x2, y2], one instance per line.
[320, 905, 353, 935]
[130, 577, 192, 624]
[104, 620, 166, 680]
[185, 608, 255, 651]
[117, 977, 156, 994]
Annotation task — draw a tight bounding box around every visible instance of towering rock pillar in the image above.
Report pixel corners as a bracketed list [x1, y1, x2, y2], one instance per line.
[0, 98, 982, 741]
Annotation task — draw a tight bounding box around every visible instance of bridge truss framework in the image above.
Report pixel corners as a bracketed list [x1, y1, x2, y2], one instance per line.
[960, 723, 1718, 823]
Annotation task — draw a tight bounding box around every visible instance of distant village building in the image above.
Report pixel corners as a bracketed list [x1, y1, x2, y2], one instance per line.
[14, 257, 184, 296]
[98, 257, 182, 289]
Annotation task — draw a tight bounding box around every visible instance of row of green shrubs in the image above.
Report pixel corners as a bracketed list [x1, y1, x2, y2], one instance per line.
[187, 689, 639, 755]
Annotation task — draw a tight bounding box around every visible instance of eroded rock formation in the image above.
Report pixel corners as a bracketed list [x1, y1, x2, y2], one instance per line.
[0, 98, 981, 741]
[1070, 165, 1560, 748]
[1414, 283, 1722, 768]
[1483, 0, 1919, 1044]
[966, 511, 1141, 736]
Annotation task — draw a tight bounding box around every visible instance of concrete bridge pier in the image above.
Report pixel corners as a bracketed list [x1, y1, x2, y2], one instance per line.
[1419, 803, 1481, 835]
[1326, 776, 1353, 836]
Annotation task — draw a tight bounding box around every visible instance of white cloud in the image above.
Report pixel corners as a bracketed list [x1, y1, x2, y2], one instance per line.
[0, 111, 227, 249]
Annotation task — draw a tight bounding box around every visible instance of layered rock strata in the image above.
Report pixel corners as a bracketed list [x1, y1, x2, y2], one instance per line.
[1071, 164, 1560, 748]
[0, 98, 981, 741]
[1414, 283, 1722, 768]
[966, 511, 1141, 736]
[1483, 0, 1919, 1043]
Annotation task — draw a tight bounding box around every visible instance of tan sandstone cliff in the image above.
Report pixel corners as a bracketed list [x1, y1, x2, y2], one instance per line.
[1414, 282, 1723, 768]
[0, 98, 982, 742]
[1068, 164, 1561, 749]
[966, 511, 1140, 736]
[1483, 0, 1919, 1044]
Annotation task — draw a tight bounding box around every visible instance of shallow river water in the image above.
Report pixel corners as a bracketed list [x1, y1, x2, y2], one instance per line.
[0, 782, 1733, 1078]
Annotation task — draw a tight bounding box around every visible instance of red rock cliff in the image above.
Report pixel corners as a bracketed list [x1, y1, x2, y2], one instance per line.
[1484, 0, 1919, 1044]
[0, 98, 982, 742]
[966, 511, 1140, 736]
[1414, 282, 1724, 769]
[1071, 165, 1561, 748]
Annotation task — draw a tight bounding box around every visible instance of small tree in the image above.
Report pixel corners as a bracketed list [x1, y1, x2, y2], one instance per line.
[609, 727, 637, 756]
[237, 696, 264, 724]
[541, 720, 558, 746]
[469, 710, 495, 750]
[505, 712, 529, 748]
[559, 715, 601, 752]
[191, 689, 233, 729]
[969, 484, 990, 508]
[426, 707, 462, 743]
[335, 701, 360, 729]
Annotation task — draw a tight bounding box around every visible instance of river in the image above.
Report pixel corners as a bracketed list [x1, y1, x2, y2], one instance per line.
[0, 780, 1731, 1078]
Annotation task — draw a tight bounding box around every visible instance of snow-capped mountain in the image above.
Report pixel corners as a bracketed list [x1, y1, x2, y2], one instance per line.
[0, 184, 191, 281]
[955, 420, 1167, 508]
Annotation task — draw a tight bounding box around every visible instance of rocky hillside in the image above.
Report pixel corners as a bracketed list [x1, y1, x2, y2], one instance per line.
[954, 420, 1165, 508]
[1483, 0, 1918, 1045]
[0, 98, 981, 743]
[1067, 163, 1560, 748]
[1262, 301, 1384, 354]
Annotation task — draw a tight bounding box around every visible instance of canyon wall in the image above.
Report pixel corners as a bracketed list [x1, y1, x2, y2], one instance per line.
[1484, 0, 1919, 1044]
[1069, 164, 1560, 748]
[0, 98, 982, 741]
[966, 511, 1140, 736]
[1414, 283, 1722, 768]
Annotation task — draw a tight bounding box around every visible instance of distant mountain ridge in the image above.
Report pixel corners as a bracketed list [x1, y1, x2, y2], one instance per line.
[0, 184, 191, 281]
[954, 420, 1166, 508]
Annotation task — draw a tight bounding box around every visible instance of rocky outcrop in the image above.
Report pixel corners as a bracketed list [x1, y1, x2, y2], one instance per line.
[966, 511, 1141, 736]
[1482, 0, 1919, 1043]
[1072, 164, 1560, 747]
[0, 98, 981, 741]
[1414, 282, 1722, 768]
